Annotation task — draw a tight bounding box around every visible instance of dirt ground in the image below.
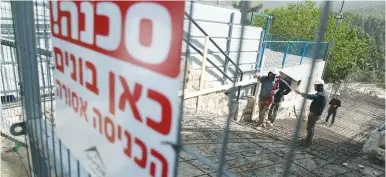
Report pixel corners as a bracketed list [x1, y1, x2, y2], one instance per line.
[1, 137, 29, 177]
[178, 90, 385, 177]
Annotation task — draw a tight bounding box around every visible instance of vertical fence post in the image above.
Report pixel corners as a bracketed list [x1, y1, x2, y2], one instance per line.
[282, 42, 290, 68]
[255, 30, 264, 70]
[323, 42, 330, 60]
[249, 12, 254, 26]
[197, 36, 210, 111]
[257, 16, 270, 69]
[10, 1, 47, 177]
[300, 42, 308, 65]
[223, 13, 234, 84]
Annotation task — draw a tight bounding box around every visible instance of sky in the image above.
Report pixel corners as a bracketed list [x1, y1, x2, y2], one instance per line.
[199, 0, 386, 12]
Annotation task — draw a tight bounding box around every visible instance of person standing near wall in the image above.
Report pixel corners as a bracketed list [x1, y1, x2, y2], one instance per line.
[267, 76, 292, 127]
[294, 78, 328, 147]
[325, 92, 341, 126]
[256, 67, 279, 129]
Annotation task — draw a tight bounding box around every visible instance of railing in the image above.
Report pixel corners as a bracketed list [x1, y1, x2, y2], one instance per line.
[184, 12, 244, 83]
[184, 12, 245, 100]
[264, 40, 329, 68]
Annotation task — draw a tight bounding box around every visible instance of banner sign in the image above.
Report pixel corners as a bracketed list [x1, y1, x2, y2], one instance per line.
[50, 1, 184, 177]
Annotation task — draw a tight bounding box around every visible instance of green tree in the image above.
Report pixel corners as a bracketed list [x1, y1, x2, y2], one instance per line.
[252, 1, 380, 84]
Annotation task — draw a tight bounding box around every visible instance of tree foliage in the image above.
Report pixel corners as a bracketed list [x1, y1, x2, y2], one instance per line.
[252, 1, 384, 84]
[348, 12, 385, 63]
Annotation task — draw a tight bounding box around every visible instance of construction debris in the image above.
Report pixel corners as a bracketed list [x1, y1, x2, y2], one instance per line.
[363, 124, 385, 163]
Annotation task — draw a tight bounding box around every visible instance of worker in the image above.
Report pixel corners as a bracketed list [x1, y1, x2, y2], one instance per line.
[267, 76, 292, 126]
[256, 67, 279, 129]
[325, 92, 341, 126]
[295, 78, 328, 147]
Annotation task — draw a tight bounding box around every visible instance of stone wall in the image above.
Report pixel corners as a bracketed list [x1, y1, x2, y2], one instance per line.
[183, 64, 230, 117]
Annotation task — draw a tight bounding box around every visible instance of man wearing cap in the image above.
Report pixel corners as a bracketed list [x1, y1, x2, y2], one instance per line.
[256, 67, 279, 129]
[267, 77, 292, 127]
[325, 92, 341, 126]
[295, 78, 328, 147]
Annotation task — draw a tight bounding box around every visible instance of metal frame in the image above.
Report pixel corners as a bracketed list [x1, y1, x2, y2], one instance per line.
[1, 1, 384, 177]
[223, 12, 235, 85]
[10, 1, 46, 177]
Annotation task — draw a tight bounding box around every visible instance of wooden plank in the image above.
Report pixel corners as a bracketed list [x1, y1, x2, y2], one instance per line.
[196, 36, 209, 111]
[198, 36, 210, 91]
[182, 78, 258, 99]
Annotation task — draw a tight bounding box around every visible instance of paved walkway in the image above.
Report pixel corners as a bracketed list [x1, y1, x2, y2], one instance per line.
[1, 137, 29, 177]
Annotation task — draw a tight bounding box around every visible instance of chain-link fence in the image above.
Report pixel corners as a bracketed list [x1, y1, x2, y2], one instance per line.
[1, 1, 384, 177]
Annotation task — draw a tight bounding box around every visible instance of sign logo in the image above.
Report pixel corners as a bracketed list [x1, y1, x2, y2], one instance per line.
[85, 146, 106, 177]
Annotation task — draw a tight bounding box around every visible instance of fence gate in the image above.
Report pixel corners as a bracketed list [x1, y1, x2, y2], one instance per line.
[1, 1, 363, 177]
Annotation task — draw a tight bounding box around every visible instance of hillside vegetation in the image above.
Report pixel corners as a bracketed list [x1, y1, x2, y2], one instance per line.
[252, 1, 385, 85]
[348, 6, 385, 19]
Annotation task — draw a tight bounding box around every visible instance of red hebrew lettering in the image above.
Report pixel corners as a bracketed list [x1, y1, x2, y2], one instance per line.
[50, 1, 60, 35]
[71, 92, 79, 113]
[139, 19, 152, 47]
[56, 80, 62, 98]
[134, 138, 147, 168]
[78, 58, 84, 85]
[93, 108, 102, 134]
[109, 72, 115, 115]
[123, 130, 132, 158]
[95, 2, 121, 51]
[67, 88, 71, 107]
[59, 1, 79, 40]
[150, 149, 168, 177]
[146, 89, 172, 135]
[79, 2, 94, 45]
[118, 76, 142, 122]
[54, 47, 64, 73]
[104, 116, 115, 143]
[117, 125, 122, 140]
[50, 1, 185, 78]
[79, 98, 88, 121]
[70, 54, 77, 81]
[65, 52, 69, 66]
[85, 61, 99, 95]
[61, 84, 68, 104]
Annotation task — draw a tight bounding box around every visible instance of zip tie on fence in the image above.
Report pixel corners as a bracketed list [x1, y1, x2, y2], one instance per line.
[13, 143, 23, 152]
[162, 141, 181, 151]
[4, 143, 22, 153]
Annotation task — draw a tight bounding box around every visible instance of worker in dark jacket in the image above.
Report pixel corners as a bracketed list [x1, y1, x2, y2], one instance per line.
[295, 78, 328, 147]
[256, 67, 278, 129]
[267, 78, 292, 126]
[325, 92, 341, 126]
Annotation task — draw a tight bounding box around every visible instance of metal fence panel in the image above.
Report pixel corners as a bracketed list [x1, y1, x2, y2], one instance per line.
[1, 1, 384, 177]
